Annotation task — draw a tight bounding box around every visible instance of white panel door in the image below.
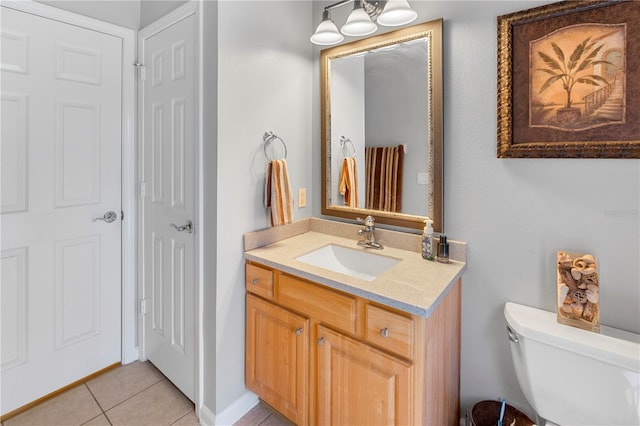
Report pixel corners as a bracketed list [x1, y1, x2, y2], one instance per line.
[0, 6, 122, 415]
[142, 13, 196, 401]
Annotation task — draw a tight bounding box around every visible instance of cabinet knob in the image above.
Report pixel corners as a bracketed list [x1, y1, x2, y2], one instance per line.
[380, 328, 390, 338]
[317, 337, 326, 346]
[294, 327, 303, 336]
[251, 278, 259, 285]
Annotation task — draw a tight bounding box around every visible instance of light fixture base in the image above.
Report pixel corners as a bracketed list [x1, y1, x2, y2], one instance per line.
[362, 0, 388, 20]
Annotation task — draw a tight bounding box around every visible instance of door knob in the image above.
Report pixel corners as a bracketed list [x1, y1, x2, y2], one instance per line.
[93, 211, 118, 223]
[170, 220, 193, 234]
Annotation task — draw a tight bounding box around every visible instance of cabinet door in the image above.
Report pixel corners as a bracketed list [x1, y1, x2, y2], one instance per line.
[316, 325, 413, 425]
[246, 294, 309, 425]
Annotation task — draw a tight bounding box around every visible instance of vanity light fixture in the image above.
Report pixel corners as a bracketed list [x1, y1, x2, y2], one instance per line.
[340, 0, 377, 37]
[310, 9, 345, 45]
[376, 0, 418, 26]
[311, 0, 418, 46]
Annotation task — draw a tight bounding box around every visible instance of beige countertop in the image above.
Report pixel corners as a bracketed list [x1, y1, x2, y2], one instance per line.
[244, 221, 466, 317]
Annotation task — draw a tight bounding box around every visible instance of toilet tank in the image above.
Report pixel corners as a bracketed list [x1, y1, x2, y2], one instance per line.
[504, 302, 640, 426]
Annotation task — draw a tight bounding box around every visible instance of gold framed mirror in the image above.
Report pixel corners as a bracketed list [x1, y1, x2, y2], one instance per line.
[320, 19, 443, 231]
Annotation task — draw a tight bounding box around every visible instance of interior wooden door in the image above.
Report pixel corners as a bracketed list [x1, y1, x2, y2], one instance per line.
[246, 294, 309, 425]
[316, 325, 413, 425]
[1, 5, 122, 415]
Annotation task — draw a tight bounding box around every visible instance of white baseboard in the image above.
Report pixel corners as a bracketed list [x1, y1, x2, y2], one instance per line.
[198, 391, 259, 426]
[198, 403, 216, 426]
[215, 391, 259, 426]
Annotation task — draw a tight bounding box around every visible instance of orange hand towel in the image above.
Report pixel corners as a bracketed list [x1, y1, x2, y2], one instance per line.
[339, 157, 358, 207]
[266, 159, 293, 226]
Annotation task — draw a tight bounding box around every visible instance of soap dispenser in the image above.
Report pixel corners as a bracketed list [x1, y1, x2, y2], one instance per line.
[421, 218, 435, 260]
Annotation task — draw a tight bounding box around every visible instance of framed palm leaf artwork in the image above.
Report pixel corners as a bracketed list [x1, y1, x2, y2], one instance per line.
[497, 0, 640, 158]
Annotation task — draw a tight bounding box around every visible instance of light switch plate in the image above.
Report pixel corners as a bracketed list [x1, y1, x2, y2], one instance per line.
[417, 172, 428, 185]
[298, 188, 307, 208]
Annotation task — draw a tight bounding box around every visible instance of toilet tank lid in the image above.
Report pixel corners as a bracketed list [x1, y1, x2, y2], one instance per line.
[504, 302, 640, 373]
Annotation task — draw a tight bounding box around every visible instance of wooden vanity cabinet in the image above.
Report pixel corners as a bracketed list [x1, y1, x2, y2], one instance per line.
[316, 324, 413, 425]
[245, 261, 461, 426]
[246, 294, 309, 425]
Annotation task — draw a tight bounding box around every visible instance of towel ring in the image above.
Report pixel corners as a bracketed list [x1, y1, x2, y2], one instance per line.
[340, 136, 356, 157]
[263, 131, 287, 161]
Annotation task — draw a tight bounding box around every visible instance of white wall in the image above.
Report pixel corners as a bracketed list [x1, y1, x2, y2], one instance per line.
[365, 42, 428, 216]
[35, 0, 140, 29]
[140, 0, 188, 29]
[216, 0, 313, 414]
[331, 56, 365, 208]
[36, 0, 188, 30]
[202, 0, 219, 418]
[313, 0, 640, 419]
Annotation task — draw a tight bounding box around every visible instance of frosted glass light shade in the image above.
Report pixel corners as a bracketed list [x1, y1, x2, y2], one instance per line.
[340, 3, 377, 36]
[377, 0, 418, 26]
[311, 10, 344, 45]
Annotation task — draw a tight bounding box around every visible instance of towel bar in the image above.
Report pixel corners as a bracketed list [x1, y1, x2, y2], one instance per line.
[340, 136, 356, 157]
[263, 131, 287, 160]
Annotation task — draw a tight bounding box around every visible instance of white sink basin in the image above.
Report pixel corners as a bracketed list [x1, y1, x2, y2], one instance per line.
[295, 244, 400, 281]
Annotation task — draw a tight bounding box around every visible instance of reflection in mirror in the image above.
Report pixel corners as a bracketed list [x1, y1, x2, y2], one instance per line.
[321, 19, 443, 231]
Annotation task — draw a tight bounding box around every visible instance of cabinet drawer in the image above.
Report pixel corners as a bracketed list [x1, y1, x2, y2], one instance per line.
[365, 304, 414, 359]
[245, 263, 273, 299]
[279, 274, 357, 335]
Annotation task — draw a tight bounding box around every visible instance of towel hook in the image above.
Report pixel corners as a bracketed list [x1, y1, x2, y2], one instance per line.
[263, 131, 287, 161]
[340, 136, 356, 157]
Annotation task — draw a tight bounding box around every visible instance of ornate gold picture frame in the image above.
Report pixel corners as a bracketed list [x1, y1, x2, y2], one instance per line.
[497, 0, 640, 158]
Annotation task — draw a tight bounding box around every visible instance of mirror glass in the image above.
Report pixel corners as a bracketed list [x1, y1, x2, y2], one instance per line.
[321, 19, 443, 231]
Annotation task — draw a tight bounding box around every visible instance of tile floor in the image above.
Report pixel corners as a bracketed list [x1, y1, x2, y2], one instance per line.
[2, 361, 291, 426]
[233, 403, 293, 426]
[3, 361, 197, 426]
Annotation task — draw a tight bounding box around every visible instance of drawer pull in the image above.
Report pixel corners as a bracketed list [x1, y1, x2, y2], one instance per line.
[294, 327, 303, 336]
[251, 278, 259, 285]
[380, 327, 390, 338]
[317, 337, 326, 346]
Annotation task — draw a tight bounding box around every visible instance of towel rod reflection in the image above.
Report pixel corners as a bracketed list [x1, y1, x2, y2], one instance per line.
[340, 136, 356, 157]
[263, 131, 288, 161]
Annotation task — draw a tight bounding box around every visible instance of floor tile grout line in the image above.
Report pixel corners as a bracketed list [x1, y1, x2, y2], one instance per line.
[169, 405, 196, 426]
[80, 412, 112, 426]
[90, 373, 167, 418]
[84, 383, 110, 421]
[100, 377, 169, 418]
[83, 382, 115, 426]
[83, 366, 166, 423]
[6, 363, 186, 426]
[257, 413, 271, 426]
[170, 411, 189, 426]
[85, 365, 167, 425]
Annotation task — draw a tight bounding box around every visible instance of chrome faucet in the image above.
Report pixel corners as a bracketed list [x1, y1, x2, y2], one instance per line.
[357, 216, 383, 250]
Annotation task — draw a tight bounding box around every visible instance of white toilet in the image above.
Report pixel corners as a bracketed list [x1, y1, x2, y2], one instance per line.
[504, 302, 640, 426]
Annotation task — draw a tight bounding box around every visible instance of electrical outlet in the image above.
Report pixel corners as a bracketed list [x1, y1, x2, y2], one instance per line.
[298, 188, 307, 208]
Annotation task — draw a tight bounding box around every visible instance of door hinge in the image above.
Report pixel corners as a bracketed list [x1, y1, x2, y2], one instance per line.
[134, 63, 145, 81]
[140, 299, 147, 316]
[140, 182, 147, 198]
[121, 210, 124, 221]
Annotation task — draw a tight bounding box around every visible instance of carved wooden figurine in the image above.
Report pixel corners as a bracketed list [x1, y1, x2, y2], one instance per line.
[557, 251, 599, 332]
